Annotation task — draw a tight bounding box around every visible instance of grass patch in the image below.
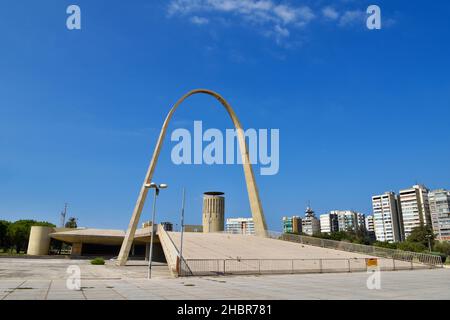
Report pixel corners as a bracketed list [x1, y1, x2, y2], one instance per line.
[90, 257, 105, 265]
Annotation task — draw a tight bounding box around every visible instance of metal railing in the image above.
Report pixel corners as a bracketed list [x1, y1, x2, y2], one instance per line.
[179, 257, 429, 277]
[265, 231, 443, 267]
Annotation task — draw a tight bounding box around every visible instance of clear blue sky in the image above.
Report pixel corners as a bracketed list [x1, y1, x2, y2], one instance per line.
[1, 1, 449, 231]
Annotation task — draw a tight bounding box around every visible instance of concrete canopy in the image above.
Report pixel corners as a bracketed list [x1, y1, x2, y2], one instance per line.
[49, 227, 156, 246]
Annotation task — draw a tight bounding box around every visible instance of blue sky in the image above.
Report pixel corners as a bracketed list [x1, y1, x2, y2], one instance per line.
[1, 0, 449, 231]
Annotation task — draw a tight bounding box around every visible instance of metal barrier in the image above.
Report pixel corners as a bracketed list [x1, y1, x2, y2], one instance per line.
[264, 231, 443, 268]
[179, 257, 429, 277]
[173, 230, 442, 277]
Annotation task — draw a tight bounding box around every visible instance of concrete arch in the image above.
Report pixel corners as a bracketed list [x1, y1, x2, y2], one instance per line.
[117, 89, 267, 266]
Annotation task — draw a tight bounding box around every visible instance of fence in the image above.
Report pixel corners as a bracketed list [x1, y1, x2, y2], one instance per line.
[179, 257, 429, 277]
[264, 231, 443, 267]
[174, 231, 443, 277]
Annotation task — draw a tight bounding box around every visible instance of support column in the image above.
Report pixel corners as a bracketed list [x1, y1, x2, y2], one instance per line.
[71, 243, 82, 256]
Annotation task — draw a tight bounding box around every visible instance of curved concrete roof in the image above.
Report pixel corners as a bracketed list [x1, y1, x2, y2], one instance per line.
[49, 227, 156, 245]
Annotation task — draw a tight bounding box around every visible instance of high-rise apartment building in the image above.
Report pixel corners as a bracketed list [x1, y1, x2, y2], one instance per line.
[282, 216, 302, 234]
[364, 214, 376, 241]
[372, 192, 403, 242]
[302, 206, 320, 236]
[225, 217, 255, 235]
[331, 210, 359, 232]
[357, 213, 366, 231]
[319, 213, 338, 234]
[365, 215, 375, 232]
[320, 211, 365, 233]
[399, 185, 431, 239]
[429, 189, 450, 241]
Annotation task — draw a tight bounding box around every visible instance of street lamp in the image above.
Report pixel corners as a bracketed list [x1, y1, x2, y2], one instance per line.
[145, 182, 168, 279]
[425, 234, 432, 252]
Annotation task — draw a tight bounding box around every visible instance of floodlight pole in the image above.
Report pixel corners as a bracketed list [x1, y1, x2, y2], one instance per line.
[426, 234, 432, 252]
[148, 188, 158, 279]
[179, 188, 186, 274]
[147, 183, 167, 279]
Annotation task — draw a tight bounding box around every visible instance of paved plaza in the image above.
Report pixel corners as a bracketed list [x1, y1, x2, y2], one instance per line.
[0, 258, 449, 300]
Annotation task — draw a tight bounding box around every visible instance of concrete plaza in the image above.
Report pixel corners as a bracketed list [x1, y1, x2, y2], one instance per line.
[1, 258, 449, 299]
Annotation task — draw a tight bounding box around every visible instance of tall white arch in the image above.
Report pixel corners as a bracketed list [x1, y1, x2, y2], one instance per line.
[117, 89, 268, 266]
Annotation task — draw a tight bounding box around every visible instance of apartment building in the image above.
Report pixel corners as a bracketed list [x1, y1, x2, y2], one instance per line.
[330, 210, 359, 232]
[319, 213, 338, 234]
[225, 217, 255, 235]
[372, 192, 403, 242]
[302, 206, 321, 236]
[429, 189, 450, 241]
[365, 215, 375, 232]
[398, 184, 431, 239]
[282, 216, 302, 234]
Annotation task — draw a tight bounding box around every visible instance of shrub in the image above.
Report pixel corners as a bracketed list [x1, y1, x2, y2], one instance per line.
[397, 241, 426, 253]
[434, 241, 450, 256]
[373, 241, 398, 250]
[429, 251, 447, 264]
[90, 257, 105, 265]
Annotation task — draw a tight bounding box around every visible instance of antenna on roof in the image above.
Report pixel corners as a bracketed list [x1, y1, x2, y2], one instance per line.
[60, 203, 68, 227]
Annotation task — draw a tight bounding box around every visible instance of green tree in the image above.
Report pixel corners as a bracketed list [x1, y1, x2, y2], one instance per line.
[433, 241, 450, 256]
[0, 220, 11, 249]
[406, 225, 435, 249]
[373, 241, 398, 250]
[6, 220, 55, 253]
[65, 217, 78, 228]
[397, 241, 426, 253]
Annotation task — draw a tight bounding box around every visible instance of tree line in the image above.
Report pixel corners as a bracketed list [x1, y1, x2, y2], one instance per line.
[0, 218, 78, 254]
[285, 225, 450, 263]
[308, 225, 450, 262]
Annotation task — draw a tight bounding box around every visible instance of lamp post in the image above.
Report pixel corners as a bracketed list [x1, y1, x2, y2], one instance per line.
[425, 234, 432, 252]
[179, 188, 186, 275]
[145, 182, 168, 279]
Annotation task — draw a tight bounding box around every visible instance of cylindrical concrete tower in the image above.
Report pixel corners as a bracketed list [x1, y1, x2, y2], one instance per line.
[27, 226, 54, 255]
[202, 192, 225, 233]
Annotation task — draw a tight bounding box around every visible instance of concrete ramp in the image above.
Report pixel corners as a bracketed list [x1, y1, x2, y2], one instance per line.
[157, 225, 180, 276]
[164, 232, 433, 276]
[167, 232, 371, 260]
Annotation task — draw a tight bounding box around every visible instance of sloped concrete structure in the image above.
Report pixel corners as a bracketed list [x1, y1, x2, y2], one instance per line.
[168, 232, 370, 260]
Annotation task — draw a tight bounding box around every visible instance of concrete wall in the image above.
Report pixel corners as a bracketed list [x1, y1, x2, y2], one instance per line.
[27, 226, 55, 255]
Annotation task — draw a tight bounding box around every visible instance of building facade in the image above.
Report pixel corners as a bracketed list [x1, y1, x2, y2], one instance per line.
[372, 192, 403, 243]
[364, 214, 376, 241]
[357, 213, 366, 231]
[225, 217, 255, 235]
[319, 213, 338, 234]
[302, 207, 320, 236]
[429, 189, 450, 241]
[398, 185, 431, 239]
[282, 216, 302, 234]
[331, 210, 359, 232]
[365, 215, 375, 232]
